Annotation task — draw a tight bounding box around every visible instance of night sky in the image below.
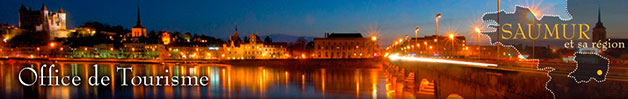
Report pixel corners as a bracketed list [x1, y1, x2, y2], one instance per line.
[1, 0, 627, 46]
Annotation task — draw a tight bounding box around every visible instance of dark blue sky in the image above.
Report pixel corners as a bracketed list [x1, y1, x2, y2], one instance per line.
[1, 0, 627, 46]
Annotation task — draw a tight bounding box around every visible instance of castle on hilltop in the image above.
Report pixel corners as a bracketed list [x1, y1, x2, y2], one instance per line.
[19, 4, 69, 38]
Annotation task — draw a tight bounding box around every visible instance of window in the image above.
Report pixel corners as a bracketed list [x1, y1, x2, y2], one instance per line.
[342, 52, 346, 57]
[318, 52, 321, 57]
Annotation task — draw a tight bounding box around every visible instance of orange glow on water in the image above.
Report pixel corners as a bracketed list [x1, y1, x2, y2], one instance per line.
[321, 69, 326, 94]
[0, 61, 386, 98]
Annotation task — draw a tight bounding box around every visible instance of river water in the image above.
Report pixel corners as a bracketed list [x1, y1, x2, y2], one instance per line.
[1, 59, 627, 98]
[0, 59, 386, 98]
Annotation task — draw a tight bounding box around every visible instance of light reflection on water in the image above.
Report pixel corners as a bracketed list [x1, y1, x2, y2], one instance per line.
[0, 60, 387, 98]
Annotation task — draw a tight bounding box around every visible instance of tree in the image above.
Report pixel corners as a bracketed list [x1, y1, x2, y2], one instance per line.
[62, 21, 129, 47]
[184, 32, 192, 42]
[8, 31, 50, 47]
[147, 30, 159, 43]
[172, 32, 181, 44]
[264, 35, 272, 44]
[243, 36, 249, 43]
[295, 37, 307, 44]
[305, 41, 315, 49]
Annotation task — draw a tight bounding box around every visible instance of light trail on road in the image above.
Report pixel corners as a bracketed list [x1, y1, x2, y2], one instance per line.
[388, 55, 498, 67]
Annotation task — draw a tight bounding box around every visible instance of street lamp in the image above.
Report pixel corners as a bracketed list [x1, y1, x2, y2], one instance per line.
[415, 27, 420, 47]
[475, 27, 481, 45]
[415, 27, 420, 39]
[448, 34, 454, 40]
[435, 13, 442, 36]
[49, 42, 55, 48]
[449, 34, 455, 51]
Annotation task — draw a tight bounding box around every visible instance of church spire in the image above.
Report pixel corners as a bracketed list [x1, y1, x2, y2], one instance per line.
[595, 6, 605, 28]
[592, 5, 606, 42]
[597, 6, 601, 23]
[134, 6, 144, 28]
[234, 24, 239, 36]
[229, 24, 242, 46]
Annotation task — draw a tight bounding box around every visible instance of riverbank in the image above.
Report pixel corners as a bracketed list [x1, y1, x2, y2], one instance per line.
[0, 57, 385, 68]
[218, 58, 384, 68]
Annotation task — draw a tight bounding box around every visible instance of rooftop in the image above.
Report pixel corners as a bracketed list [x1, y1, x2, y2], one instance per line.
[326, 33, 363, 38]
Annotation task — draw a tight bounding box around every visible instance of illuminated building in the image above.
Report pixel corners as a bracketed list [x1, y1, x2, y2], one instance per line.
[18, 4, 69, 38]
[162, 31, 171, 45]
[313, 33, 379, 59]
[595, 8, 628, 59]
[166, 46, 220, 59]
[121, 43, 162, 58]
[129, 7, 146, 38]
[395, 34, 522, 59]
[72, 27, 96, 37]
[0, 24, 21, 43]
[403, 35, 465, 57]
[240, 34, 287, 59]
[228, 25, 242, 47]
[222, 27, 288, 59]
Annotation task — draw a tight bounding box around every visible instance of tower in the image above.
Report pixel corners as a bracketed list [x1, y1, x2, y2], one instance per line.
[131, 6, 146, 37]
[592, 7, 606, 42]
[48, 7, 68, 38]
[229, 25, 242, 46]
[41, 4, 49, 31]
[249, 34, 260, 44]
[18, 4, 69, 38]
[56, 8, 66, 30]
